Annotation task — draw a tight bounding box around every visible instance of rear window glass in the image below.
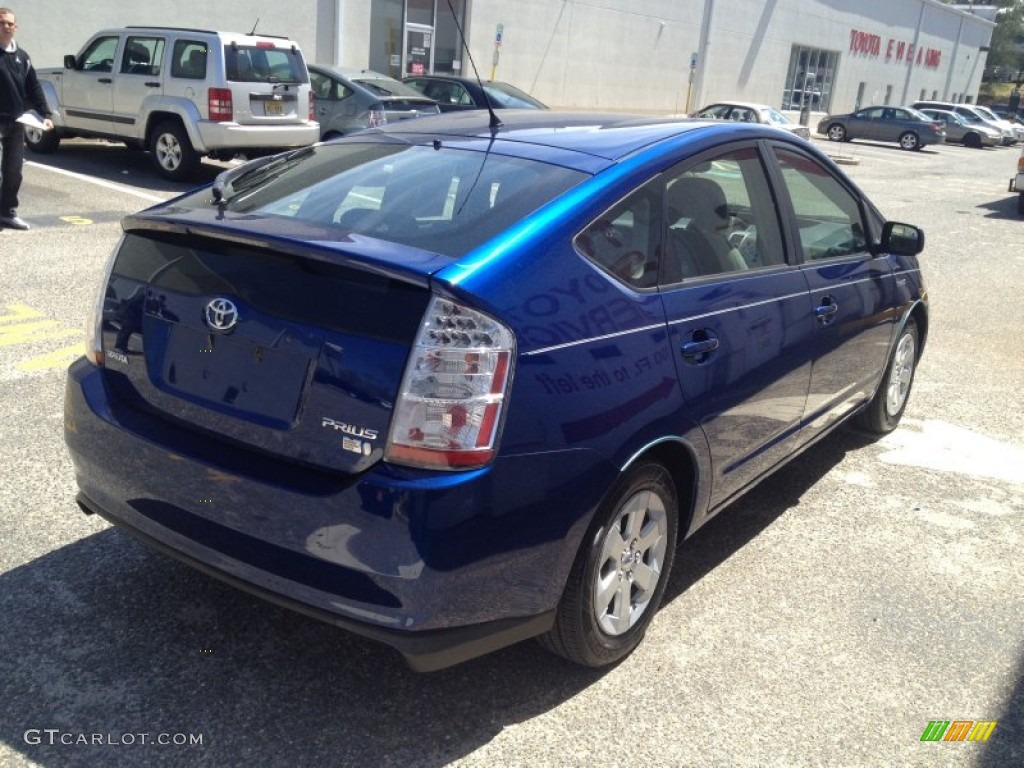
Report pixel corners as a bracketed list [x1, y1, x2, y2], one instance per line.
[225, 45, 308, 83]
[210, 142, 587, 258]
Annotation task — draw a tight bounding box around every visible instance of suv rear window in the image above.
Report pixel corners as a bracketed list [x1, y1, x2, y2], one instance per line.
[211, 142, 587, 258]
[225, 45, 307, 83]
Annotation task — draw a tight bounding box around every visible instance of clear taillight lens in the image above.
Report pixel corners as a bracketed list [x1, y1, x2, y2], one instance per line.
[85, 236, 123, 366]
[368, 107, 386, 128]
[209, 87, 233, 121]
[386, 296, 515, 470]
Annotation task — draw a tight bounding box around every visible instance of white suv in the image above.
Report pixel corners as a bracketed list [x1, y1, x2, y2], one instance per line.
[29, 27, 319, 180]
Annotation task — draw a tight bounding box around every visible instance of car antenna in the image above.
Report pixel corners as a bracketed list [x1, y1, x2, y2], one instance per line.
[249, 18, 260, 36]
[446, 0, 502, 131]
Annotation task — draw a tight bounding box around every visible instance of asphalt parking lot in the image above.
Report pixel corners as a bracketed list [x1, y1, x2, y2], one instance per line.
[1, 133, 1022, 768]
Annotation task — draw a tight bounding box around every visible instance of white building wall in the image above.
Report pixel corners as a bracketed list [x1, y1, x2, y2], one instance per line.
[12, 0, 995, 113]
[11, 2, 323, 68]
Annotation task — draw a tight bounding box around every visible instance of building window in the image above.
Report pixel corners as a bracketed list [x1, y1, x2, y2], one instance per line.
[783, 45, 838, 112]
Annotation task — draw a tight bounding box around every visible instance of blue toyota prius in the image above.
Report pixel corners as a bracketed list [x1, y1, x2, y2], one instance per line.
[64, 111, 928, 671]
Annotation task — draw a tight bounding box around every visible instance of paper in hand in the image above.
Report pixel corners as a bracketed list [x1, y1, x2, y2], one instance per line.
[16, 111, 50, 130]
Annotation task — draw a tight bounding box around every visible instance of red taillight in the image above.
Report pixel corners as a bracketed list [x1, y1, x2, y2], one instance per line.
[208, 88, 233, 122]
[309, 90, 315, 121]
[256, 41, 275, 49]
[385, 297, 516, 471]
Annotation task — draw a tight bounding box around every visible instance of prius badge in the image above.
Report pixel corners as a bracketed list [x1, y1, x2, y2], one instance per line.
[205, 298, 239, 332]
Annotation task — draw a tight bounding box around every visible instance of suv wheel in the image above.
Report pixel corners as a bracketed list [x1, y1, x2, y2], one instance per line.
[25, 126, 60, 154]
[150, 121, 200, 180]
[538, 461, 678, 667]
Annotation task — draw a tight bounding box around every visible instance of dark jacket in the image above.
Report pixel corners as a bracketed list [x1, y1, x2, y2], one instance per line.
[0, 45, 51, 121]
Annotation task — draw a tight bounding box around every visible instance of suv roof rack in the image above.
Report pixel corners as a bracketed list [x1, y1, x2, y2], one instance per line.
[123, 26, 290, 40]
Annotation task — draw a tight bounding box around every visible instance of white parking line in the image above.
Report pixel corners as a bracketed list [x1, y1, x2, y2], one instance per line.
[26, 161, 167, 203]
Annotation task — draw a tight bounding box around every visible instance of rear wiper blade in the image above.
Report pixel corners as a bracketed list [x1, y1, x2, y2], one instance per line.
[211, 146, 316, 205]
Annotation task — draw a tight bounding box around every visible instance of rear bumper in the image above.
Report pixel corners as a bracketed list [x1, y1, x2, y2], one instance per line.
[193, 120, 320, 154]
[64, 358, 609, 670]
[74, 489, 553, 671]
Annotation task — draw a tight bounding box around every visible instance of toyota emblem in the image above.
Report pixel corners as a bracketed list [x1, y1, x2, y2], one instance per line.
[204, 298, 239, 332]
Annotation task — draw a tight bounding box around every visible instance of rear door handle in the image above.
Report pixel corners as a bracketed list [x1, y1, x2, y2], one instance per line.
[145, 81, 160, 88]
[815, 298, 839, 325]
[98, 78, 112, 84]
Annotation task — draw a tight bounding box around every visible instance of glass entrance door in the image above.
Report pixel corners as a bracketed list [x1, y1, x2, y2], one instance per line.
[405, 25, 433, 76]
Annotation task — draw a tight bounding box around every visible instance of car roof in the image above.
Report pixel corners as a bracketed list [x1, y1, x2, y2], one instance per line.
[703, 101, 774, 111]
[108, 27, 301, 44]
[372, 110, 800, 170]
[310, 64, 394, 80]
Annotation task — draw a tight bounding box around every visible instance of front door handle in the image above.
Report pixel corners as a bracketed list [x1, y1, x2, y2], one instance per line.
[145, 81, 160, 88]
[682, 338, 720, 356]
[97, 78, 112, 84]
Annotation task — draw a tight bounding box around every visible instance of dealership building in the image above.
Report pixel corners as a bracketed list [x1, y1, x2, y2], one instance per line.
[18, 1, 997, 115]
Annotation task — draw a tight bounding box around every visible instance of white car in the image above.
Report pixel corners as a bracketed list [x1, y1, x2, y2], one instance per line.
[29, 27, 320, 179]
[971, 104, 1024, 144]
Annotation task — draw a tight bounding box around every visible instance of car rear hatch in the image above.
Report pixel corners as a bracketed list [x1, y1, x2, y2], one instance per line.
[353, 77, 441, 124]
[224, 39, 311, 123]
[100, 215, 443, 475]
[378, 98, 442, 124]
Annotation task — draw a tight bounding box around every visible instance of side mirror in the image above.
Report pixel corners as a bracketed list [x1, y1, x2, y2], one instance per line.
[63, 54, 78, 70]
[880, 221, 924, 256]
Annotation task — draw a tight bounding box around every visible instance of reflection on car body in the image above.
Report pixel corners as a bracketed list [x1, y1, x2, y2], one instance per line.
[65, 112, 928, 672]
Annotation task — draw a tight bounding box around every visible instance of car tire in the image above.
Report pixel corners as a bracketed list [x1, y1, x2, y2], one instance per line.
[24, 125, 60, 154]
[322, 131, 344, 141]
[1018, 192, 1024, 217]
[149, 120, 200, 181]
[963, 132, 982, 149]
[899, 132, 921, 151]
[538, 461, 678, 667]
[826, 124, 847, 142]
[855, 317, 919, 434]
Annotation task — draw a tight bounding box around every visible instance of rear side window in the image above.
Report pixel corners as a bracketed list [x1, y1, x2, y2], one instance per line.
[225, 45, 308, 83]
[171, 40, 207, 79]
[121, 36, 164, 76]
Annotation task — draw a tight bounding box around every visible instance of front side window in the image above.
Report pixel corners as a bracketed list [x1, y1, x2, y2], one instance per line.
[662, 146, 785, 284]
[78, 36, 119, 72]
[774, 147, 868, 262]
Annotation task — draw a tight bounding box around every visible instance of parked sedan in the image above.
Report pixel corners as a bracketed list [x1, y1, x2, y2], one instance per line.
[402, 74, 547, 111]
[308, 64, 440, 139]
[818, 106, 945, 150]
[917, 108, 1001, 148]
[65, 112, 927, 672]
[694, 101, 810, 140]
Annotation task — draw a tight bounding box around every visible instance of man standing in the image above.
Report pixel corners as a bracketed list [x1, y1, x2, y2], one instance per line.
[0, 7, 53, 231]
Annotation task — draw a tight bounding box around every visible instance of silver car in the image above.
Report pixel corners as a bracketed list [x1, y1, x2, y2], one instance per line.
[917, 109, 1001, 148]
[308, 65, 440, 140]
[694, 101, 811, 140]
